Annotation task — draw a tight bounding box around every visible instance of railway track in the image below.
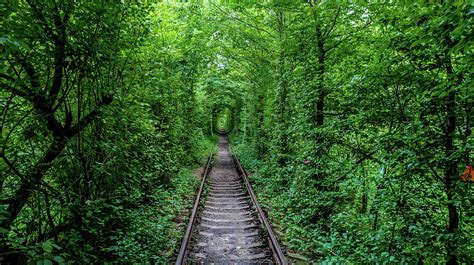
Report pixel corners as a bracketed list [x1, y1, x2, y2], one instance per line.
[176, 134, 286, 264]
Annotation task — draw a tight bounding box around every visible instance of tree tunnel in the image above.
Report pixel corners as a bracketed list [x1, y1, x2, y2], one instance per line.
[204, 76, 242, 135]
[211, 104, 234, 134]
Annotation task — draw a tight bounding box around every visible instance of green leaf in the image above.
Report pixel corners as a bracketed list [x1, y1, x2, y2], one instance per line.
[53, 255, 66, 264]
[42, 241, 53, 253]
[36, 259, 53, 265]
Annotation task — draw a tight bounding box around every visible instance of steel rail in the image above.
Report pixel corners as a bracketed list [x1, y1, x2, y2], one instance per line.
[175, 149, 214, 265]
[229, 142, 288, 265]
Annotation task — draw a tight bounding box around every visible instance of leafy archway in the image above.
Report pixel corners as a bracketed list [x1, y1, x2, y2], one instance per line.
[212, 104, 234, 133]
[203, 77, 240, 134]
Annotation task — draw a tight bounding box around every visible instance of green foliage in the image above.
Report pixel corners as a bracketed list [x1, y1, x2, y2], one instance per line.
[1, 1, 213, 263]
[99, 169, 200, 263]
[1, 0, 472, 264]
[228, 1, 473, 263]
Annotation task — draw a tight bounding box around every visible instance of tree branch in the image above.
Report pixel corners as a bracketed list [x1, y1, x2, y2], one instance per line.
[210, 2, 276, 38]
[325, 19, 373, 53]
[0, 73, 30, 99]
[65, 94, 113, 139]
[0, 152, 24, 179]
[323, 5, 341, 38]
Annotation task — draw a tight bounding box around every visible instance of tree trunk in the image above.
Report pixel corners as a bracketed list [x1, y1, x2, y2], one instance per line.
[276, 11, 288, 167]
[444, 56, 459, 265]
[2, 137, 67, 231]
[313, 15, 326, 180]
[315, 25, 325, 129]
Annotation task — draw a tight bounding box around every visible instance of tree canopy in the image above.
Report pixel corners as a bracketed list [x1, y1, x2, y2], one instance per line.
[1, 0, 472, 264]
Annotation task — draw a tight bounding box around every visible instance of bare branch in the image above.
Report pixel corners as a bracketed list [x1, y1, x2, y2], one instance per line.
[210, 2, 276, 38]
[323, 5, 341, 38]
[325, 19, 373, 53]
[0, 152, 24, 179]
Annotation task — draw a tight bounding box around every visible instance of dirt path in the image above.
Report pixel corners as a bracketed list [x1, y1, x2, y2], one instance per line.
[188, 136, 272, 263]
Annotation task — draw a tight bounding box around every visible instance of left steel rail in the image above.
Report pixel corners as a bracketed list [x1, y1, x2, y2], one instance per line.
[175, 149, 214, 265]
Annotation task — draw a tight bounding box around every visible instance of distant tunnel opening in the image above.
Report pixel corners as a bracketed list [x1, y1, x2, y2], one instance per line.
[212, 107, 233, 134]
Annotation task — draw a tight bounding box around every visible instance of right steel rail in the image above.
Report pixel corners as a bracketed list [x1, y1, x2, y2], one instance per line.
[231, 145, 287, 265]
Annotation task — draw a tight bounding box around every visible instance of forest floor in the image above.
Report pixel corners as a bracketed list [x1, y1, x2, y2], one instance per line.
[194, 167, 205, 180]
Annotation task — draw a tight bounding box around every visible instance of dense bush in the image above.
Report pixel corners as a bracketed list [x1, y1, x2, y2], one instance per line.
[1, 1, 213, 263]
[227, 1, 472, 263]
